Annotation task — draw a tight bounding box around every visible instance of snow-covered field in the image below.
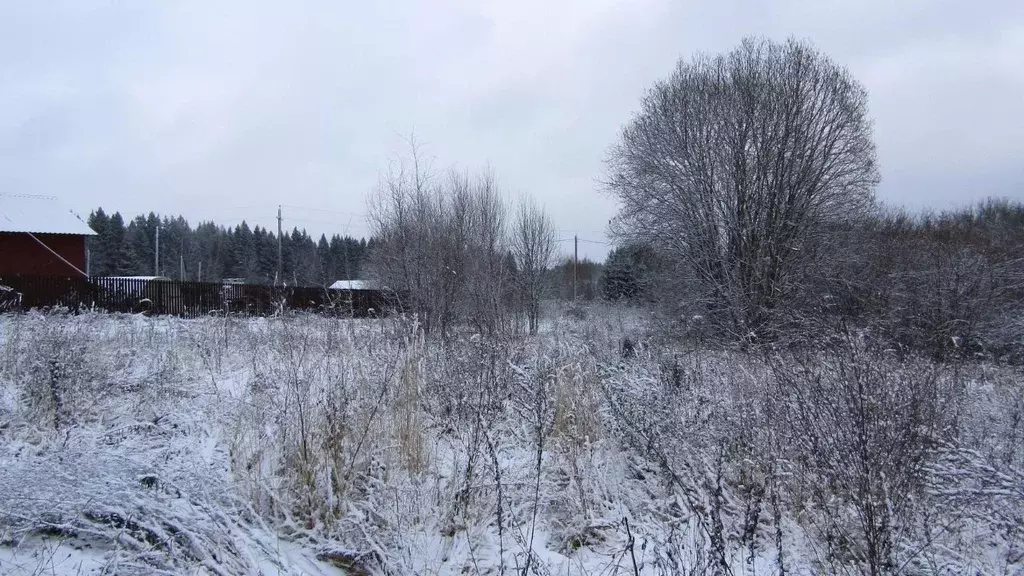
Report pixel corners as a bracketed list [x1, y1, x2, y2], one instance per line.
[0, 308, 1021, 575]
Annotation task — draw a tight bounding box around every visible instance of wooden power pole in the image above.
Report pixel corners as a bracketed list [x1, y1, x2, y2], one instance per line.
[277, 205, 283, 285]
[154, 224, 160, 276]
[573, 234, 578, 301]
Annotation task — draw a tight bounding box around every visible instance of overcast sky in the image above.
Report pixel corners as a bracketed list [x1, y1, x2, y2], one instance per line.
[2, 0, 1022, 260]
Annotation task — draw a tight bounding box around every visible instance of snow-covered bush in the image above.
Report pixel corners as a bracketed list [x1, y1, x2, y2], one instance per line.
[1, 309, 1021, 575]
[769, 336, 956, 574]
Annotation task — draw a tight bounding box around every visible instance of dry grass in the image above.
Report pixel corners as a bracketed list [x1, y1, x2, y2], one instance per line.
[1, 309, 1021, 574]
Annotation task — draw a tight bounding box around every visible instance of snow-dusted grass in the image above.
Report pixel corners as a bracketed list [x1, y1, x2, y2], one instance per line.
[0, 309, 1021, 575]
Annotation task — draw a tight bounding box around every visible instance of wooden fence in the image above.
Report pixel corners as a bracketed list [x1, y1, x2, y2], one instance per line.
[0, 276, 397, 319]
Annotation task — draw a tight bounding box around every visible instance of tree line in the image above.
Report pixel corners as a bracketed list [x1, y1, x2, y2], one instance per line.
[85, 207, 609, 302]
[604, 200, 1024, 358]
[86, 208, 373, 286]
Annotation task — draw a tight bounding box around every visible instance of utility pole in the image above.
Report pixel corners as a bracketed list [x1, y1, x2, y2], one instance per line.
[180, 252, 185, 281]
[277, 205, 283, 285]
[155, 224, 160, 276]
[573, 234, 578, 301]
[198, 261, 203, 283]
[343, 233, 353, 316]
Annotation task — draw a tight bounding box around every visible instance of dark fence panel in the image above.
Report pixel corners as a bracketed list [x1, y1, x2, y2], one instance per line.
[0, 275, 98, 312]
[0, 275, 397, 319]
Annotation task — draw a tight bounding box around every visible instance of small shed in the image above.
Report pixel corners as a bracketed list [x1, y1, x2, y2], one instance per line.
[328, 280, 374, 291]
[327, 279, 394, 316]
[0, 195, 96, 277]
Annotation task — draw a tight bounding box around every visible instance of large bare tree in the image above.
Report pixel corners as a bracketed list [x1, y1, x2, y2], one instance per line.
[607, 37, 879, 341]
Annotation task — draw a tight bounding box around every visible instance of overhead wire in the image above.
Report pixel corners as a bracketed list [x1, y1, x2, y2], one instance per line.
[280, 204, 367, 218]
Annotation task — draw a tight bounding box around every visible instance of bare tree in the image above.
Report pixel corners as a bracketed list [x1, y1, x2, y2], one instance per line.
[463, 169, 515, 335]
[367, 137, 443, 331]
[606, 37, 879, 341]
[511, 197, 557, 334]
[368, 139, 520, 336]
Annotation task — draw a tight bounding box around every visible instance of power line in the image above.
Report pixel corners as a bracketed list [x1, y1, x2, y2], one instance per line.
[555, 237, 612, 245]
[286, 216, 371, 229]
[0, 193, 57, 200]
[280, 204, 367, 218]
[217, 204, 267, 211]
[557, 228, 608, 236]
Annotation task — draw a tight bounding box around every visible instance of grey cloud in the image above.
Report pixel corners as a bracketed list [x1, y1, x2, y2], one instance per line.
[2, 0, 1022, 260]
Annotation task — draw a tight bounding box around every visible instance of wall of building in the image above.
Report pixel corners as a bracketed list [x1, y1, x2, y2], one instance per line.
[0, 233, 88, 277]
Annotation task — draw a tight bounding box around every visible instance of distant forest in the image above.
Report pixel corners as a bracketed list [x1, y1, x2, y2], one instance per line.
[84, 209, 609, 296]
[86, 209, 373, 286]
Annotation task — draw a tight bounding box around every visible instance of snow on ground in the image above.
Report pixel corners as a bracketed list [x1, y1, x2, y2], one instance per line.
[0, 307, 1021, 575]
